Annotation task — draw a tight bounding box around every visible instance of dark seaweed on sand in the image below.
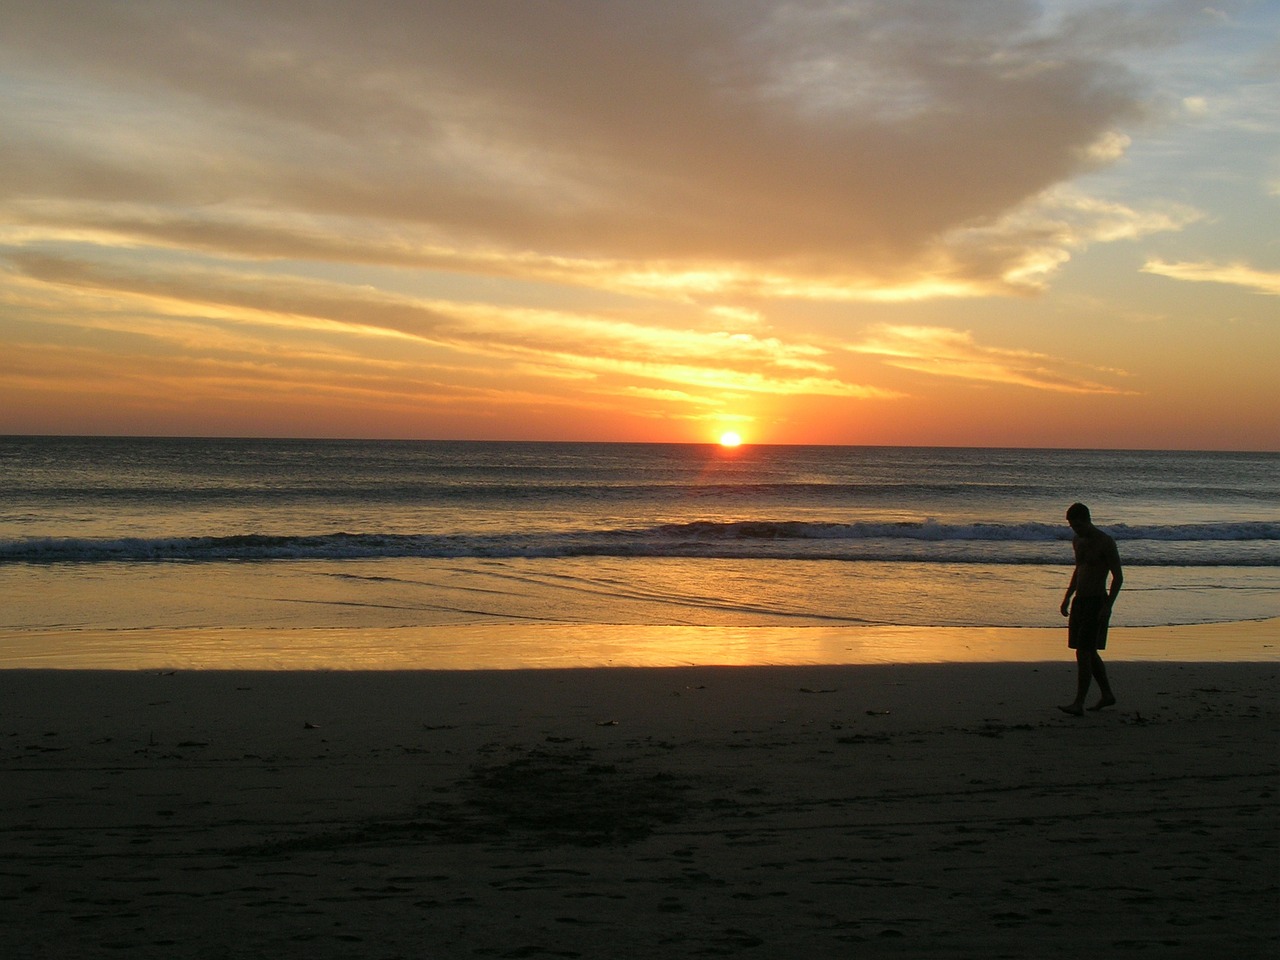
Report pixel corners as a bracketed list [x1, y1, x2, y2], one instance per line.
[463, 748, 692, 846]
[238, 747, 691, 856]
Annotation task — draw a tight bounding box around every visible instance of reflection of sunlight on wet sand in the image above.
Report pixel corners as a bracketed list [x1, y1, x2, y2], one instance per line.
[1, 620, 1275, 670]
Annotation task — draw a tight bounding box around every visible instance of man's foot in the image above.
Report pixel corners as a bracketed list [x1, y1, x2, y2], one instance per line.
[1058, 703, 1084, 716]
[1087, 696, 1117, 711]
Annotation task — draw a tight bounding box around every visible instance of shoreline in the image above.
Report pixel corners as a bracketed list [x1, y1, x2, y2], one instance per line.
[2, 662, 1276, 958]
[1, 617, 1276, 670]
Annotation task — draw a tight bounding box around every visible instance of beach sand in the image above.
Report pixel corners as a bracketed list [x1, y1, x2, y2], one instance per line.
[2, 662, 1276, 958]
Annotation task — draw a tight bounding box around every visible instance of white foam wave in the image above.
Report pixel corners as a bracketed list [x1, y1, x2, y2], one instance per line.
[2, 519, 1277, 566]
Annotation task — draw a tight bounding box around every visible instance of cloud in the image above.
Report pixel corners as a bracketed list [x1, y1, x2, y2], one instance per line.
[0, 0, 1204, 297]
[934, 187, 1201, 294]
[1182, 95, 1210, 116]
[0, 183, 1196, 304]
[1142, 258, 1280, 295]
[848, 324, 1136, 394]
[4, 250, 891, 403]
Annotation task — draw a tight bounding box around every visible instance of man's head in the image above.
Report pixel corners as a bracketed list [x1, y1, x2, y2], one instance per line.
[1067, 502, 1092, 534]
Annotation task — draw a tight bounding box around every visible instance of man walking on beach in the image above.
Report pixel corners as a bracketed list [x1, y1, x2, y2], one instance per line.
[1059, 502, 1122, 716]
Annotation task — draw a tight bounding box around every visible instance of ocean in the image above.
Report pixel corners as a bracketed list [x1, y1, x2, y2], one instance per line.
[2, 437, 1277, 668]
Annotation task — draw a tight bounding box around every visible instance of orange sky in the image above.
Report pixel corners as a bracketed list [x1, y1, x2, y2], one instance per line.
[1, 1, 1277, 449]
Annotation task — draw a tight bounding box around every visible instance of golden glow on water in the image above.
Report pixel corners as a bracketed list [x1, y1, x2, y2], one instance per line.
[1, 621, 1275, 670]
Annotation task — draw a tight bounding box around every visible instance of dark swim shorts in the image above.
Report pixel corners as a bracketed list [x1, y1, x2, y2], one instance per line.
[1068, 596, 1111, 650]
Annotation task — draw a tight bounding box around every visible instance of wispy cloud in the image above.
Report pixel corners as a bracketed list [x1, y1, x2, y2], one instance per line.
[1142, 259, 1280, 295]
[848, 325, 1136, 395]
[4, 250, 889, 409]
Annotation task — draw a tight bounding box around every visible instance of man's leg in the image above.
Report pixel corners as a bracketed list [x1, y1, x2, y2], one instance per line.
[1087, 652, 1116, 710]
[1058, 649, 1092, 715]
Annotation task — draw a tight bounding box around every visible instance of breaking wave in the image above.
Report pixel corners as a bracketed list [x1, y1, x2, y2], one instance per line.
[4, 519, 1277, 566]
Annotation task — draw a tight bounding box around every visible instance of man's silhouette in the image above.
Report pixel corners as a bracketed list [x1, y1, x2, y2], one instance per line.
[1059, 502, 1121, 716]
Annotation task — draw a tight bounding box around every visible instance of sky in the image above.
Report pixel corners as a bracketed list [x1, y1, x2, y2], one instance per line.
[0, 0, 1276, 449]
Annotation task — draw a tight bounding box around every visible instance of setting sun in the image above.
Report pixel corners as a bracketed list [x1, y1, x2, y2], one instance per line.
[718, 431, 743, 447]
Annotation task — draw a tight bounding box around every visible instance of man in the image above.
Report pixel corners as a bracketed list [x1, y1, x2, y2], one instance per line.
[1058, 502, 1122, 716]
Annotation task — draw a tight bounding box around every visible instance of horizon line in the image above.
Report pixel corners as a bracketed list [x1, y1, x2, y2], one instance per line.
[2, 433, 1276, 455]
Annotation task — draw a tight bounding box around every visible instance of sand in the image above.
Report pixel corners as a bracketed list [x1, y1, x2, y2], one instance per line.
[2, 662, 1277, 958]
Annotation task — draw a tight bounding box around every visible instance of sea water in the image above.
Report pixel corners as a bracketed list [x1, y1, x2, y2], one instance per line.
[1, 437, 1277, 666]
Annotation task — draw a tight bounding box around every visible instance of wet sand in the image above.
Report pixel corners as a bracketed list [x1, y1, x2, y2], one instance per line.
[2, 618, 1276, 670]
[2, 662, 1277, 958]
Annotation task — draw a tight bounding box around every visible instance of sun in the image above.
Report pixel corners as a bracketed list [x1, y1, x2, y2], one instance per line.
[718, 431, 743, 448]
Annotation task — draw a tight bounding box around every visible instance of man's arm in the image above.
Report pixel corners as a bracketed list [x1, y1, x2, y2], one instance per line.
[1105, 539, 1123, 604]
[1061, 568, 1078, 617]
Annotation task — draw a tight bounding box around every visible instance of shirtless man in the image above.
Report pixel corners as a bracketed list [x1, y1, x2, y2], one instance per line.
[1058, 502, 1122, 716]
